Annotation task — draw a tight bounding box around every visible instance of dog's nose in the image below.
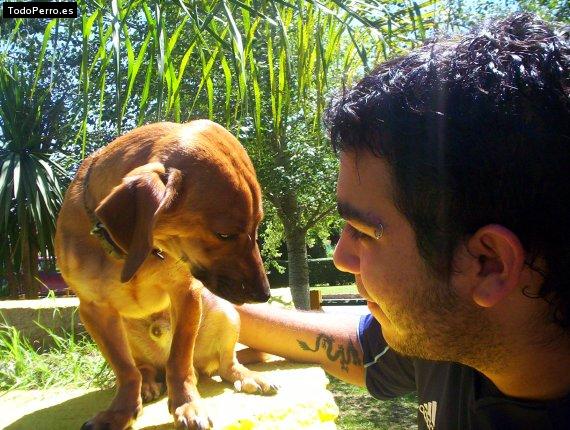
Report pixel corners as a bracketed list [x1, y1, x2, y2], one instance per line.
[247, 274, 271, 303]
[210, 274, 271, 304]
[249, 288, 271, 303]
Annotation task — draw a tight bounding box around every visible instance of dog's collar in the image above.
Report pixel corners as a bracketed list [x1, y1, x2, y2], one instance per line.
[90, 222, 165, 260]
[90, 221, 127, 260]
[82, 153, 165, 262]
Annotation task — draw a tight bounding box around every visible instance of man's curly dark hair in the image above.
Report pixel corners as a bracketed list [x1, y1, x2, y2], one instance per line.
[325, 13, 570, 331]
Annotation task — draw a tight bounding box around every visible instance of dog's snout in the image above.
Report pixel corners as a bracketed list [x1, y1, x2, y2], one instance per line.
[191, 266, 210, 284]
[205, 274, 271, 305]
[247, 273, 271, 303]
[249, 287, 271, 303]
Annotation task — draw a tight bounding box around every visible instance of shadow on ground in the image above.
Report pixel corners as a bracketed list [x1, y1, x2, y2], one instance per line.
[6, 378, 230, 430]
[6, 388, 114, 430]
[4, 362, 336, 430]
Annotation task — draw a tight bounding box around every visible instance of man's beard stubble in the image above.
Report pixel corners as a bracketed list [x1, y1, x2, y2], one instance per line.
[380, 272, 508, 374]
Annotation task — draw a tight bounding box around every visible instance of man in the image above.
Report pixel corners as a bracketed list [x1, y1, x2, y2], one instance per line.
[236, 13, 570, 429]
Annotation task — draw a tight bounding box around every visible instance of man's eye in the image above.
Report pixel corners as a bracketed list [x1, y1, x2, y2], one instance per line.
[346, 224, 368, 241]
[215, 232, 238, 241]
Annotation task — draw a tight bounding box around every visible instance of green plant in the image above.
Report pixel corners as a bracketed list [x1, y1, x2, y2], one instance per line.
[0, 322, 113, 391]
[0, 63, 70, 299]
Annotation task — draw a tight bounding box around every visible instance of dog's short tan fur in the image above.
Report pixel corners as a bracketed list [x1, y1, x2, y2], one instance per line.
[124, 288, 277, 404]
[55, 121, 272, 430]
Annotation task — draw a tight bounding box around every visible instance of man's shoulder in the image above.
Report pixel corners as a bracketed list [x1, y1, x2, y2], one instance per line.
[412, 359, 570, 430]
[412, 358, 474, 407]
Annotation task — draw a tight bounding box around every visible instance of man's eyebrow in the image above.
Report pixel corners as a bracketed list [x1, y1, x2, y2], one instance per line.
[337, 202, 378, 228]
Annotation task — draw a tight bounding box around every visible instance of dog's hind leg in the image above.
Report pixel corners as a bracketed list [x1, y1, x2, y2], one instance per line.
[78, 301, 143, 430]
[124, 313, 170, 404]
[215, 307, 278, 396]
[138, 363, 166, 403]
[218, 349, 279, 395]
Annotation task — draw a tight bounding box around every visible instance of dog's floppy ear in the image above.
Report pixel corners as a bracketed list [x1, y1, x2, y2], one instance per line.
[94, 163, 183, 283]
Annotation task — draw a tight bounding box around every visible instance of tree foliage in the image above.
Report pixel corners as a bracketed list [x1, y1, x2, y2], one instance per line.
[8, 0, 562, 303]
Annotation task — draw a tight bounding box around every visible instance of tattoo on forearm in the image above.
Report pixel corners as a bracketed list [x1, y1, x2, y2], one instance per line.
[297, 334, 362, 372]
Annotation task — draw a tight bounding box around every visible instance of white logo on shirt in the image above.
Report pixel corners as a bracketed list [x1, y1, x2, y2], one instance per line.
[419, 400, 437, 430]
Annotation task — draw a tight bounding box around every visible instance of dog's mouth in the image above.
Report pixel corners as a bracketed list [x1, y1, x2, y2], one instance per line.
[190, 265, 269, 305]
[191, 266, 210, 284]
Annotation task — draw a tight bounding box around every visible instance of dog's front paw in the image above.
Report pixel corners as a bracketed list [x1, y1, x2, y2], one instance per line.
[233, 372, 279, 396]
[170, 399, 213, 430]
[80, 403, 142, 430]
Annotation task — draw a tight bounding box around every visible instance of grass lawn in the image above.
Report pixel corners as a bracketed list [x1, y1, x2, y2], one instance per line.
[328, 376, 418, 429]
[0, 323, 113, 391]
[311, 284, 358, 296]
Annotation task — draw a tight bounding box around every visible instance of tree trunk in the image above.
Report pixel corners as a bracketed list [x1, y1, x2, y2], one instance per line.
[285, 228, 310, 310]
[22, 240, 39, 299]
[272, 175, 311, 309]
[30, 242, 40, 299]
[5, 249, 21, 298]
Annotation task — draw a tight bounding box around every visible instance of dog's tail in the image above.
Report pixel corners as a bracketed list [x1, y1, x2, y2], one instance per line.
[236, 347, 280, 364]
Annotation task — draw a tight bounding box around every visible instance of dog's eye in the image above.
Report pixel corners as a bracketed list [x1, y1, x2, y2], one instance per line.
[215, 232, 238, 241]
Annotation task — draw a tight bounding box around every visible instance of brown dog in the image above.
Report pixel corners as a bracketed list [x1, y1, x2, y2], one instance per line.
[55, 120, 273, 430]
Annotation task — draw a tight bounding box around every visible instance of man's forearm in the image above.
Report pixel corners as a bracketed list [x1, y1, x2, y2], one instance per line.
[236, 304, 365, 386]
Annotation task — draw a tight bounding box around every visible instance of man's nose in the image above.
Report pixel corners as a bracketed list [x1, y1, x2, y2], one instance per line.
[332, 225, 360, 274]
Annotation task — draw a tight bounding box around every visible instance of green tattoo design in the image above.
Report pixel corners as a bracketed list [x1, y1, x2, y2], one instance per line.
[298, 334, 362, 372]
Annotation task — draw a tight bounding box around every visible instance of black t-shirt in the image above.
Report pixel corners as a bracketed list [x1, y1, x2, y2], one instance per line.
[358, 314, 570, 429]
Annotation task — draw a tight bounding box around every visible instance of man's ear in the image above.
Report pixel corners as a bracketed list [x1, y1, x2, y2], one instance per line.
[464, 224, 525, 308]
[94, 163, 183, 283]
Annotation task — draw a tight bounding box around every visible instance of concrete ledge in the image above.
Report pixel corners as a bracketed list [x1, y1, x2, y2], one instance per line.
[0, 298, 85, 348]
[0, 289, 294, 348]
[1, 361, 338, 429]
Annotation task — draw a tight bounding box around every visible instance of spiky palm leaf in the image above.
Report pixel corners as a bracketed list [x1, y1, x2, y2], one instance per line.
[0, 65, 69, 297]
